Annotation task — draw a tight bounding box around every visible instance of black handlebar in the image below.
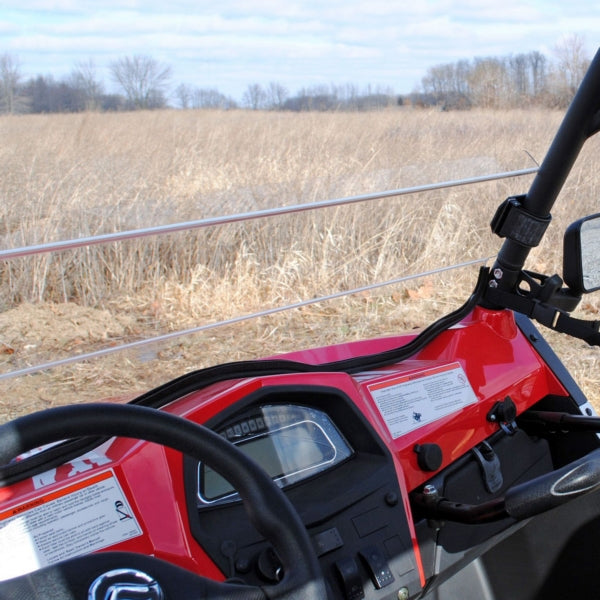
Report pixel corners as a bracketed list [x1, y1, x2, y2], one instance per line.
[413, 448, 600, 524]
[504, 448, 600, 520]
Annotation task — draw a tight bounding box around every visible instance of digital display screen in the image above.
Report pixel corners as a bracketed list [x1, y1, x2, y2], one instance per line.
[201, 420, 337, 501]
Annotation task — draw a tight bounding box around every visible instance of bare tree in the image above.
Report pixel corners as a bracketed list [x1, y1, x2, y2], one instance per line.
[528, 51, 547, 98]
[0, 53, 23, 113]
[110, 55, 172, 109]
[422, 63, 455, 101]
[192, 88, 237, 109]
[70, 59, 104, 110]
[242, 83, 267, 110]
[175, 83, 192, 109]
[266, 81, 288, 109]
[339, 83, 359, 106]
[421, 61, 471, 108]
[468, 57, 510, 108]
[552, 34, 590, 105]
[509, 53, 529, 99]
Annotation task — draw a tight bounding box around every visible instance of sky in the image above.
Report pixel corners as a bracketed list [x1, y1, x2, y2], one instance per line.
[1, 1, 599, 102]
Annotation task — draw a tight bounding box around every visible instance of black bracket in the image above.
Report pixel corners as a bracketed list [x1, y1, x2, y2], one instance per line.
[487, 397, 518, 435]
[491, 195, 551, 248]
[483, 271, 600, 346]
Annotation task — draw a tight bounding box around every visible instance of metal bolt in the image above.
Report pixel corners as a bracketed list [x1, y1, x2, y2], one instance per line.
[493, 268, 503, 279]
[397, 587, 410, 600]
[423, 484, 438, 496]
[422, 484, 439, 506]
[489, 280, 498, 288]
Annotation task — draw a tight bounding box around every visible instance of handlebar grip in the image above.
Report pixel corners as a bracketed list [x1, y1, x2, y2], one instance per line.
[504, 448, 600, 520]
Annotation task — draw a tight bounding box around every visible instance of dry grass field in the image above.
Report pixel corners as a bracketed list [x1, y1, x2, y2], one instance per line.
[1, 107, 600, 421]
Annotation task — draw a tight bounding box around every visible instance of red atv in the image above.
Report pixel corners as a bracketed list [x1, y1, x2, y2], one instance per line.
[2, 50, 600, 600]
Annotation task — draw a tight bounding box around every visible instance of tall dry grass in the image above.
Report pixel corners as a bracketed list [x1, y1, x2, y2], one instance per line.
[1, 107, 599, 417]
[0, 108, 570, 305]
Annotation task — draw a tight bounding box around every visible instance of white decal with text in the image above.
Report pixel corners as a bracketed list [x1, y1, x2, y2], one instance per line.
[368, 362, 478, 438]
[0, 470, 142, 580]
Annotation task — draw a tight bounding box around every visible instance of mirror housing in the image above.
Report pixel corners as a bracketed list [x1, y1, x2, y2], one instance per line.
[564, 214, 600, 294]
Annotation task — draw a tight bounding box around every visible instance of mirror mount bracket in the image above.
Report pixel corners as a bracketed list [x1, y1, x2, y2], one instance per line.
[483, 272, 600, 347]
[517, 271, 580, 312]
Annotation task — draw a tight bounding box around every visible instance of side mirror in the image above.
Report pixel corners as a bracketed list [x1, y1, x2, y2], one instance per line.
[564, 214, 600, 294]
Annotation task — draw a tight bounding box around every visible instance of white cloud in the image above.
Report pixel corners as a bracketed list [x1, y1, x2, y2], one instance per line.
[2, 1, 599, 98]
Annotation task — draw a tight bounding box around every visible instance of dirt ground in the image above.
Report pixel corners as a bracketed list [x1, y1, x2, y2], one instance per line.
[0, 302, 245, 421]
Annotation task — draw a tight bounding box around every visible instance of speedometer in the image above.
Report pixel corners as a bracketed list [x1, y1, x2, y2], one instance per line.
[197, 405, 353, 506]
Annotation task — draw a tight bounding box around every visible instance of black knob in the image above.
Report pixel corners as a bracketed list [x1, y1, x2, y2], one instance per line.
[414, 443, 443, 471]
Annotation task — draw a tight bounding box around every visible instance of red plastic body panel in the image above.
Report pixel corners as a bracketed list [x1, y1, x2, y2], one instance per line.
[0, 307, 569, 582]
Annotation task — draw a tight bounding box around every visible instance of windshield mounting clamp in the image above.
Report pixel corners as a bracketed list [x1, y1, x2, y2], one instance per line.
[490, 194, 551, 248]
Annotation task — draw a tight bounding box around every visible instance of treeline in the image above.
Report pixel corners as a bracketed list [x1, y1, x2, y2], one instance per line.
[17, 74, 123, 113]
[0, 55, 172, 113]
[414, 36, 590, 109]
[0, 36, 591, 114]
[0, 51, 399, 114]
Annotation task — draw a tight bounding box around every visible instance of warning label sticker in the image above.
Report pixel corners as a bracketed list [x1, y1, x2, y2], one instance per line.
[367, 362, 478, 438]
[0, 470, 142, 581]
